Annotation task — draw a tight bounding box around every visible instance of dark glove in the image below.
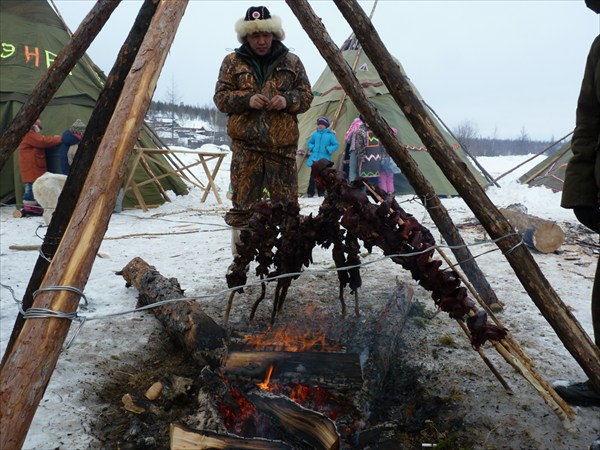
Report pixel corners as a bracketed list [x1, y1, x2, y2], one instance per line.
[573, 206, 600, 233]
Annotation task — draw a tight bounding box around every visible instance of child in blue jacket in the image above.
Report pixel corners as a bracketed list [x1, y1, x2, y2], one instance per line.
[306, 116, 338, 197]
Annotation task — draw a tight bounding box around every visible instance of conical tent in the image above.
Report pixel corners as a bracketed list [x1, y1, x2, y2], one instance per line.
[0, 0, 188, 208]
[518, 141, 572, 192]
[296, 38, 487, 196]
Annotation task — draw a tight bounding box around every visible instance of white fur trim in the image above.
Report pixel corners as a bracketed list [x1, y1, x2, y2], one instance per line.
[235, 15, 285, 43]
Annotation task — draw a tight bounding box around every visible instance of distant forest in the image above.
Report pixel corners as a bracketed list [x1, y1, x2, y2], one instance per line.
[148, 101, 563, 157]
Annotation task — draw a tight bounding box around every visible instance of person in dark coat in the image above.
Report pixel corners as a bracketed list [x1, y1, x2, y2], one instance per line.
[213, 5, 313, 259]
[59, 119, 86, 174]
[557, 0, 600, 408]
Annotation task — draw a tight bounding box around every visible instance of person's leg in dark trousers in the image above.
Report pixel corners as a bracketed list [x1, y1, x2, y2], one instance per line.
[307, 173, 316, 197]
[591, 255, 600, 347]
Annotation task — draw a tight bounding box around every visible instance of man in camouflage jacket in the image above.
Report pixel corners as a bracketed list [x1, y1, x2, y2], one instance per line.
[214, 6, 313, 236]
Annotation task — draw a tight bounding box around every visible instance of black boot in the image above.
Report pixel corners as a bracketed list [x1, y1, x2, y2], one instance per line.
[554, 381, 600, 407]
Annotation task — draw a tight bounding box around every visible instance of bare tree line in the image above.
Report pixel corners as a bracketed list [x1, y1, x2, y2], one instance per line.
[452, 119, 557, 157]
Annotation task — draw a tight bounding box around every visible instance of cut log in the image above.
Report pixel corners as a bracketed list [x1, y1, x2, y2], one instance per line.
[120, 257, 227, 368]
[170, 423, 293, 450]
[224, 351, 362, 386]
[499, 205, 565, 253]
[247, 391, 340, 450]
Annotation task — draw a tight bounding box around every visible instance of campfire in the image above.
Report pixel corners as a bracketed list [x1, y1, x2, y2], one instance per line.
[170, 307, 376, 449]
[118, 255, 437, 449]
[113, 164, 577, 448]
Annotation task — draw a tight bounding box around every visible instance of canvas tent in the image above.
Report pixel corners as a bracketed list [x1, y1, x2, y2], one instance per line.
[296, 37, 487, 196]
[518, 141, 572, 192]
[0, 0, 188, 209]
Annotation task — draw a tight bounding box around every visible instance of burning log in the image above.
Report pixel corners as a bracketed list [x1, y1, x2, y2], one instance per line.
[170, 423, 293, 449]
[247, 391, 341, 450]
[223, 351, 362, 386]
[499, 204, 565, 253]
[120, 257, 227, 368]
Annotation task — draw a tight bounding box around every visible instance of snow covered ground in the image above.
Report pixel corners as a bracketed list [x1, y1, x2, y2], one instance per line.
[1, 149, 599, 448]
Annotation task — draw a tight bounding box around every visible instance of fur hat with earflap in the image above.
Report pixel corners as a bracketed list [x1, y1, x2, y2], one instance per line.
[235, 6, 285, 44]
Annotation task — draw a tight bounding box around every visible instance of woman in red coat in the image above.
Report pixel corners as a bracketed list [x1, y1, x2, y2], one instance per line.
[18, 119, 61, 204]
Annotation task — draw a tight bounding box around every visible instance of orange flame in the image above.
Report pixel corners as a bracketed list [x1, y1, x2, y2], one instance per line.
[257, 364, 274, 390]
[244, 325, 341, 352]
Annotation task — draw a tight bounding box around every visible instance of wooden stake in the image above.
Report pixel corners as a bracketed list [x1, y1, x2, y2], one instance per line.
[0, 0, 120, 169]
[284, 0, 502, 315]
[0, 2, 188, 447]
[312, 0, 600, 393]
[1, 0, 160, 370]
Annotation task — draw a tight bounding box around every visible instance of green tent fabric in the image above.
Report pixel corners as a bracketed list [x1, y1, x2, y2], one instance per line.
[296, 39, 487, 197]
[518, 141, 572, 192]
[0, 0, 188, 208]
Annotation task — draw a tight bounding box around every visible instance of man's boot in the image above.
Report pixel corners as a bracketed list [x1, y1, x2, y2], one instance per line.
[554, 380, 600, 407]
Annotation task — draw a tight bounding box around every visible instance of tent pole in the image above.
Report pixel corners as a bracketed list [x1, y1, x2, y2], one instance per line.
[326, 0, 600, 392]
[0, 0, 120, 170]
[330, 0, 377, 130]
[489, 131, 573, 187]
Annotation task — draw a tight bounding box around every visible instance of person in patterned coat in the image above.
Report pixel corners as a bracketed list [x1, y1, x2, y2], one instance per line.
[214, 5, 313, 257]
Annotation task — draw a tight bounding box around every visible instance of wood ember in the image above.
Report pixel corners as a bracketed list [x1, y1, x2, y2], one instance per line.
[247, 390, 341, 450]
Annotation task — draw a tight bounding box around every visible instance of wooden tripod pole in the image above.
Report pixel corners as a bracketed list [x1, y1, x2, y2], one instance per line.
[0, 0, 120, 170]
[286, 0, 502, 312]
[1, 0, 161, 370]
[0, 2, 188, 448]
[327, 0, 600, 391]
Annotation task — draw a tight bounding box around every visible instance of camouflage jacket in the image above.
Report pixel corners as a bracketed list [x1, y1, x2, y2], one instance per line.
[562, 35, 600, 208]
[213, 41, 313, 154]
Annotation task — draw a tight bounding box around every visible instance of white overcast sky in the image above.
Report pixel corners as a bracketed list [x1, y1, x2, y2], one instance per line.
[53, 1, 599, 141]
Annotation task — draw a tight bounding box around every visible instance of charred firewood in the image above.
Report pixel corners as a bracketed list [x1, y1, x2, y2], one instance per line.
[247, 390, 341, 450]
